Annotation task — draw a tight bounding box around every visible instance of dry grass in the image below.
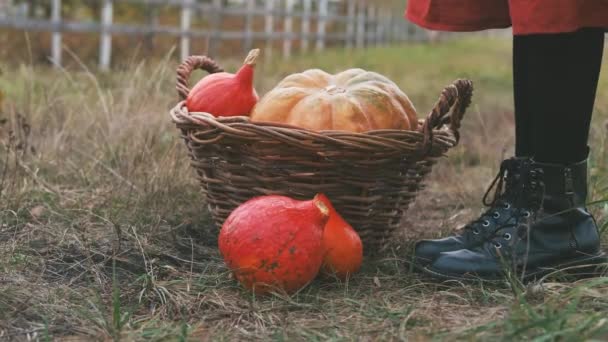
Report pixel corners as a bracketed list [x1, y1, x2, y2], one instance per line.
[1, 38, 607, 341]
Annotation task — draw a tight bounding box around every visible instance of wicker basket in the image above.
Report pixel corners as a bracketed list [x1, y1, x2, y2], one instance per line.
[170, 55, 473, 250]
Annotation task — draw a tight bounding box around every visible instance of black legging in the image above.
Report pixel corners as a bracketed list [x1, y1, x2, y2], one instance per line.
[513, 28, 605, 164]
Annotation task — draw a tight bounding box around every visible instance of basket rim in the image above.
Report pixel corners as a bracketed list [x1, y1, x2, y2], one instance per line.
[169, 101, 462, 156]
[171, 100, 429, 135]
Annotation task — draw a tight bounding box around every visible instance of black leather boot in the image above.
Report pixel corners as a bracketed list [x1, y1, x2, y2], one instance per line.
[413, 157, 527, 266]
[423, 158, 607, 282]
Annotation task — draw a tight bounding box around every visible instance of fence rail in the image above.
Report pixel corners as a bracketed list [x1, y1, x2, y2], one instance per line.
[0, 0, 428, 70]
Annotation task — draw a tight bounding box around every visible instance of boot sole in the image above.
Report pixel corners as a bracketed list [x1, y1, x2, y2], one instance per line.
[412, 256, 433, 270]
[421, 252, 608, 284]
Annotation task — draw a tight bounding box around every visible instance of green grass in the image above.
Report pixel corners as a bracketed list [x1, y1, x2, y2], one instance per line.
[0, 37, 607, 341]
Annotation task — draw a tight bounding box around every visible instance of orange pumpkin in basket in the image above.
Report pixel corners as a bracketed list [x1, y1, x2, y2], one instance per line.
[250, 68, 418, 132]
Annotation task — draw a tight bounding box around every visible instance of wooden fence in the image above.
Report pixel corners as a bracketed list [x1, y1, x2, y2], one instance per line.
[0, 0, 428, 70]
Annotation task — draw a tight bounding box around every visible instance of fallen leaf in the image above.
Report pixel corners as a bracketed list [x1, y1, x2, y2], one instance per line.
[449, 208, 471, 221]
[373, 276, 381, 288]
[30, 205, 46, 219]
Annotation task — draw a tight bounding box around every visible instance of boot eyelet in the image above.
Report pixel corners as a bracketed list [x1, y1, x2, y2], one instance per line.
[473, 228, 480, 235]
[523, 211, 531, 218]
[492, 212, 500, 219]
[503, 203, 511, 210]
[482, 220, 490, 227]
[493, 242, 502, 249]
[503, 233, 512, 241]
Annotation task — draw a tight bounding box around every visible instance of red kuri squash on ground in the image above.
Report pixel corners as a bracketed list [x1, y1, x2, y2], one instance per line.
[218, 194, 329, 294]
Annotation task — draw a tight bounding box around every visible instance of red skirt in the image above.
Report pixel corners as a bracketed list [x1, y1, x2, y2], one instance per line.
[405, 0, 608, 35]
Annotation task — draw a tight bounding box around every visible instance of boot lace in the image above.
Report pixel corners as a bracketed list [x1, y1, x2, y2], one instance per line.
[463, 158, 521, 236]
[489, 167, 545, 251]
[482, 158, 520, 207]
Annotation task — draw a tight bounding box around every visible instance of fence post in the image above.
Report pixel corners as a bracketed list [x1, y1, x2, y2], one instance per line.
[366, 5, 375, 46]
[180, 0, 192, 61]
[316, 0, 327, 51]
[208, 0, 223, 57]
[407, 20, 415, 41]
[356, 0, 365, 48]
[51, 0, 61, 67]
[265, 0, 276, 58]
[387, 12, 395, 44]
[144, 5, 158, 53]
[99, 0, 113, 71]
[283, 0, 294, 59]
[243, 0, 254, 53]
[345, 0, 356, 49]
[395, 19, 401, 42]
[417, 27, 428, 42]
[409, 21, 416, 41]
[375, 8, 384, 46]
[385, 14, 392, 43]
[385, 11, 392, 44]
[264, 0, 275, 60]
[390, 15, 396, 42]
[301, 0, 311, 52]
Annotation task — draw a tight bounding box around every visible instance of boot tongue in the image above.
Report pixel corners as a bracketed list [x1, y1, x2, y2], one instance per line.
[503, 159, 525, 198]
[512, 161, 545, 210]
[463, 158, 528, 236]
[485, 157, 528, 206]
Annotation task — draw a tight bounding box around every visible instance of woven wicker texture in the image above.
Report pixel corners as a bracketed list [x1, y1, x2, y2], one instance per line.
[170, 55, 473, 250]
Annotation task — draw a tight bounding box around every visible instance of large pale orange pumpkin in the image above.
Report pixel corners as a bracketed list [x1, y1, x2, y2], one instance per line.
[250, 68, 418, 132]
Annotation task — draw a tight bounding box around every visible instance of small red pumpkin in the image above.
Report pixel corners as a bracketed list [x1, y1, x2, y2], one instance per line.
[218, 194, 329, 294]
[317, 194, 363, 280]
[186, 49, 260, 117]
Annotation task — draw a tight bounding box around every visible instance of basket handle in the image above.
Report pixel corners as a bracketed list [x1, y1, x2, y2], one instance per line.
[421, 79, 473, 152]
[176, 56, 224, 101]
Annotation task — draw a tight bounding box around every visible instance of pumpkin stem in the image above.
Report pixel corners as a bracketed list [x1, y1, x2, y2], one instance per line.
[313, 194, 330, 218]
[324, 85, 346, 95]
[236, 49, 260, 85]
[243, 49, 260, 66]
